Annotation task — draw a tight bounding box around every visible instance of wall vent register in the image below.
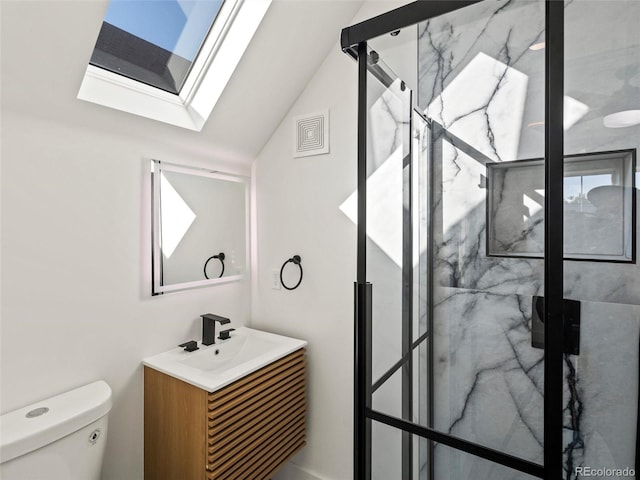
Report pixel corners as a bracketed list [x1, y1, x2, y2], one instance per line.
[293, 110, 329, 157]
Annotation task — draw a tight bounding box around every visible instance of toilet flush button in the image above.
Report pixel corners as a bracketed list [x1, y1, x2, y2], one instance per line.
[25, 407, 49, 418]
[89, 428, 101, 445]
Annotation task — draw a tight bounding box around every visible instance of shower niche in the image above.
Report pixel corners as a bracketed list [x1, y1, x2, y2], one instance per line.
[486, 149, 636, 262]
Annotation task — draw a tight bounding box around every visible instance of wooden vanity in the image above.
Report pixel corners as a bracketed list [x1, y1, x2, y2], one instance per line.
[144, 348, 306, 480]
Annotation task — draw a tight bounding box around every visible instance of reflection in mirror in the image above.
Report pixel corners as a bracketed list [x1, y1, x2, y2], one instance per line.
[151, 160, 248, 295]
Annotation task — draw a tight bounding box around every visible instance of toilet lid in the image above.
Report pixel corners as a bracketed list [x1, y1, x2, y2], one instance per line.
[0, 380, 112, 464]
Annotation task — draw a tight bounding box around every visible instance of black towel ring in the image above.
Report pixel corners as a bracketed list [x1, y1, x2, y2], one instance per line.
[280, 255, 303, 290]
[204, 252, 225, 279]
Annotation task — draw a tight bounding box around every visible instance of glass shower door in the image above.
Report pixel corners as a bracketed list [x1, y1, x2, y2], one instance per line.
[562, 1, 640, 478]
[416, 0, 548, 468]
[342, 0, 640, 480]
[361, 48, 414, 479]
[347, 0, 639, 478]
[358, 1, 551, 478]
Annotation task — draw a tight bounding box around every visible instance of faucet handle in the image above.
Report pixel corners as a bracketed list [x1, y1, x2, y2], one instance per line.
[179, 340, 199, 352]
[218, 328, 236, 341]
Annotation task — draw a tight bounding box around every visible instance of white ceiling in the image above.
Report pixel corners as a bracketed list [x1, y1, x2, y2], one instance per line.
[0, 0, 364, 166]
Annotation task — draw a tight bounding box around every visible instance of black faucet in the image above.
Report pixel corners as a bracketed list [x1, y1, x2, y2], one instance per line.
[201, 313, 230, 345]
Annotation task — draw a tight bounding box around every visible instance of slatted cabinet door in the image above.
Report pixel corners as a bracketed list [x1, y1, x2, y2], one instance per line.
[144, 348, 306, 480]
[206, 349, 307, 479]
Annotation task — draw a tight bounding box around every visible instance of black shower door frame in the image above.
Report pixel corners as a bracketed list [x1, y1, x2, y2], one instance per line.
[342, 0, 565, 479]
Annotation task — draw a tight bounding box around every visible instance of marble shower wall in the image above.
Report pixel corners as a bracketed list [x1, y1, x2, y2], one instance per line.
[431, 289, 640, 478]
[417, 0, 640, 478]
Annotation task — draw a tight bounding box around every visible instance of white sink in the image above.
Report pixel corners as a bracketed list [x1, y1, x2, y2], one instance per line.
[142, 327, 307, 392]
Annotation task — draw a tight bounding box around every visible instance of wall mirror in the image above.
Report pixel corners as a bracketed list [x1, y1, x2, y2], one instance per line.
[151, 160, 249, 295]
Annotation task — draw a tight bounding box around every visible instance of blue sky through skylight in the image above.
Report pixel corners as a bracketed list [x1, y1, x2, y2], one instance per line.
[104, 0, 224, 61]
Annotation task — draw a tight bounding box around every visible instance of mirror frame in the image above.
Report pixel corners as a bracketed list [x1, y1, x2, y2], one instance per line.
[151, 160, 250, 295]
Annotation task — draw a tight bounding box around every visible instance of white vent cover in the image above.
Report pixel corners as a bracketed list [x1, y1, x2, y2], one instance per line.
[293, 110, 329, 158]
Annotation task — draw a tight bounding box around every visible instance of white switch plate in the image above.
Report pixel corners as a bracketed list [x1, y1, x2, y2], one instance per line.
[271, 269, 281, 290]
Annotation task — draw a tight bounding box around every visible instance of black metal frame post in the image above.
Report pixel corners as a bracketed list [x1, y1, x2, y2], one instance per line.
[544, 0, 565, 476]
[354, 40, 372, 480]
[354, 282, 372, 480]
[356, 45, 367, 284]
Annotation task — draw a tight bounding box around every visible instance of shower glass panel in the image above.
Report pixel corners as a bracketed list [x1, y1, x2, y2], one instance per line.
[363, 40, 415, 479]
[348, 0, 640, 477]
[417, 0, 547, 460]
[433, 441, 540, 480]
[373, 421, 540, 480]
[365, 51, 412, 416]
[365, 2, 548, 476]
[562, 1, 640, 478]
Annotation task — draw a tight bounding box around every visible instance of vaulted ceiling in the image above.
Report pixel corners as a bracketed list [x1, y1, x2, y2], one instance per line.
[1, 1, 363, 165]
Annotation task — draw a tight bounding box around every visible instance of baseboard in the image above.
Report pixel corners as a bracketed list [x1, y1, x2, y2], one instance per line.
[271, 462, 326, 480]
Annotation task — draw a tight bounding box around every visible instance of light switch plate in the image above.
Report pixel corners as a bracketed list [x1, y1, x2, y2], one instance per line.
[271, 269, 281, 290]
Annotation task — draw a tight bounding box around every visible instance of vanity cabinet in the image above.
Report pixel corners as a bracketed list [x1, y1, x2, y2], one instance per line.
[144, 348, 306, 480]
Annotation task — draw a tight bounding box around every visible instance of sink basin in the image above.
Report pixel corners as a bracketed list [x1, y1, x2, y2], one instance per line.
[142, 327, 307, 392]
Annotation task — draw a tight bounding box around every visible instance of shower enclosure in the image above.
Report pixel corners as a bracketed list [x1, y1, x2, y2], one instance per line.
[341, 1, 639, 479]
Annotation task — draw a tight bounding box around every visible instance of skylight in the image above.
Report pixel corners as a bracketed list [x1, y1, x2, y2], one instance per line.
[91, 1, 224, 94]
[78, 0, 272, 131]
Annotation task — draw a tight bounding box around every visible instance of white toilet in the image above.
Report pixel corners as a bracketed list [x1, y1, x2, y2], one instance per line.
[0, 380, 112, 480]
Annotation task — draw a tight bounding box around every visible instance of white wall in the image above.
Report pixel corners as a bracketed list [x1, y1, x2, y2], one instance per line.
[1, 1, 410, 479]
[0, 111, 251, 480]
[252, 2, 409, 479]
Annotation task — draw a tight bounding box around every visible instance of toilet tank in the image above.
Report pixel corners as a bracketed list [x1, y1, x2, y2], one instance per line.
[0, 380, 112, 480]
